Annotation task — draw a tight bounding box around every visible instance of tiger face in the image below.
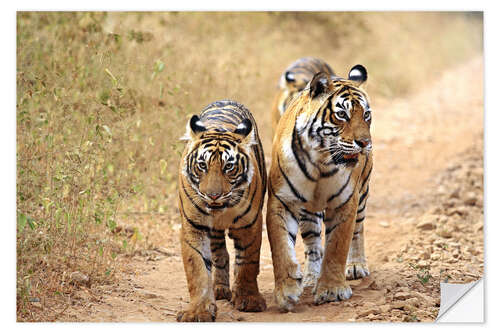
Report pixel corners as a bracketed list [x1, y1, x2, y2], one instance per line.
[301, 65, 372, 166]
[277, 57, 336, 116]
[183, 116, 254, 210]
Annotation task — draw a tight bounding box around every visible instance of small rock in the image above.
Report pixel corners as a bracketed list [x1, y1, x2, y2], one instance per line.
[464, 192, 477, 206]
[417, 260, 429, 268]
[369, 280, 381, 290]
[449, 187, 461, 199]
[70, 271, 90, 287]
[394, 292, 412, 300]
[437, 228, 453, 239]
[31, 302, 42, 309]
[416, 213, 439, 230]
[379, 221, 390, 228]
[404, 304, 417, 312]
[358, 307, 381, 318]
[136, 290, 160, 299]
[391, 301, 406, 309]
[431, 253, 441, 261]
[380, 304, 391, 313]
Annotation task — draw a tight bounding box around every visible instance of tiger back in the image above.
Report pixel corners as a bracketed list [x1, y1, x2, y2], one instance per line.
[271, 57, 336, 137]
[266, 65, 373, 311]
[177, 100, 267, 322]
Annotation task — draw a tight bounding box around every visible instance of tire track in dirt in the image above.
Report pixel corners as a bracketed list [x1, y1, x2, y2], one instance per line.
[59, 56, 483, 322]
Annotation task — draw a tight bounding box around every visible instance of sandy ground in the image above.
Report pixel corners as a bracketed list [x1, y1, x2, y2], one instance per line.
[56, 56, 484, 322]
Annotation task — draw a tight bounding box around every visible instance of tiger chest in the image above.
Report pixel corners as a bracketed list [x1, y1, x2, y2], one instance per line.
[302, 168, 353, 212]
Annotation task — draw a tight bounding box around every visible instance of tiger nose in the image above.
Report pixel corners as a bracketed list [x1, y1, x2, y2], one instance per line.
[208, 192, 222, 200]
[355, 139, 371, 148]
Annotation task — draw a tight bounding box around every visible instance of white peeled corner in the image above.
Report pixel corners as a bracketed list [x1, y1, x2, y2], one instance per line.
[436, 279, 483, 322]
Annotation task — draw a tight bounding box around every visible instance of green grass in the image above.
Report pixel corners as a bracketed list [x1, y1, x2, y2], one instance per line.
[16, 11, 483, 321]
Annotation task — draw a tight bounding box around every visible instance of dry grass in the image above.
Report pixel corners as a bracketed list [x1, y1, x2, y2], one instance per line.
[16, 11, 482, 321]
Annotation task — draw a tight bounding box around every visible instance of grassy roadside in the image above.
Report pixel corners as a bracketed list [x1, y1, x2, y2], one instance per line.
[16, 12, 482, 321]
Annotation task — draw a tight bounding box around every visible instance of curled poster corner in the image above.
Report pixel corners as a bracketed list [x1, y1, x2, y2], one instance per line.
[436, 278, 483, 322]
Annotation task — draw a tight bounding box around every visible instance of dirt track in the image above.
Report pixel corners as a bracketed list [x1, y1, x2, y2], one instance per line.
[58, 56, 484, 322]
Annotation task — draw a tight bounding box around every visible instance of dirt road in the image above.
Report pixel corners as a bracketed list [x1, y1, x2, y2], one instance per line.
[59, 56, 484, 322]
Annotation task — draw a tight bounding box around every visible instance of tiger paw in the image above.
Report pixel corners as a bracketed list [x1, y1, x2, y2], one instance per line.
[176, 301, 217, 322]
[274, 276, 303, 312]
[214, 284, 232, 301]
[345, 262, 370, 280]
[231, 293, 267, 312]
[313, 283, 352, 305]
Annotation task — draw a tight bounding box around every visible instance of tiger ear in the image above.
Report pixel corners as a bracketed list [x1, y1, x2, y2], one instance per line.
[180, 115, 206, 141]
[234, 119, 252, 137]
[309, 72, 331, 99]
[348, 64, 368, 87]
[234, 119, 257, 145]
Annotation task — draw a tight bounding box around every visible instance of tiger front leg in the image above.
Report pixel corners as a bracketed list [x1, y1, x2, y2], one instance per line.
[177, 221, 217, 322]
[346, 185, 370, 280]
[266, 193, 303, 312]
[314, 196, 357, 305]
[209, 229, 231, 301]
[228, 212, 267, 312]
[298, 209, 324, 288]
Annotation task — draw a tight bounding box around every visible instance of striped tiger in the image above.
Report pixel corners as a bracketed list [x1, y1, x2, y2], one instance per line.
[266, 65, 373, 311]
[271, 57, 336, 136]
[176, 100, 267, 322]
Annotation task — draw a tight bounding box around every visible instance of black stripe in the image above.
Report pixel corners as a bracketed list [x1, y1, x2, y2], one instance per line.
[210, 242, 226, 252]
[269, 181, 299, 223]
[179, 199, 210, 233]
[235, 247, 260, 260]
[233, 183, 257, 224]
[356, 216, 365, 223]
[357, 203, 366, 214]
[233, 236, 256, 251]
[288, 231, 297, 245]
[185, 240, 211, 272]
[299, 216, 319, 224]
[327, 173, 352, 202]
[277, 155, 307, 202]
[291, 122, 316, 182]
[325, 224, 337, 235]
[336, 189, 354, 210]
[181, 180, 209, 216]
[301, 230, 321, 239]
[358, 185, 370, 205]
[235, 260, 259, 266]
[361, 165, 372, 190]
[209, 231, 225, 239]
[320, 167, 339, 178]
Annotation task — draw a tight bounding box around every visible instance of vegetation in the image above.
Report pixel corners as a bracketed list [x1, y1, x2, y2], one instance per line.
[16, 11, 482, 321]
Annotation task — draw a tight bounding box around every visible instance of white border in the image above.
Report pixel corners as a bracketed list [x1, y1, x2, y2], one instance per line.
[4, 1, 498, 332]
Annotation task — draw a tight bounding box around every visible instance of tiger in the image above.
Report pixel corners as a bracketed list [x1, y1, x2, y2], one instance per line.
[266, 65, 373, 311]
[176, 100, 267, 322]
[271, 57, 336, 136]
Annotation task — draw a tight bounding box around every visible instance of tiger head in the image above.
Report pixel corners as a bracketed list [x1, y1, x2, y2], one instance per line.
[181, 115, 255, 210]
[297, 65, 372, 166]
[277, 70, 311, 114]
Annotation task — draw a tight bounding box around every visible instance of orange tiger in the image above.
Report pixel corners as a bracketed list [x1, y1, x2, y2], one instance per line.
[176, 100, 267, 322]
[266, 65, 373, 311]
[271, 57, 336, 136]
